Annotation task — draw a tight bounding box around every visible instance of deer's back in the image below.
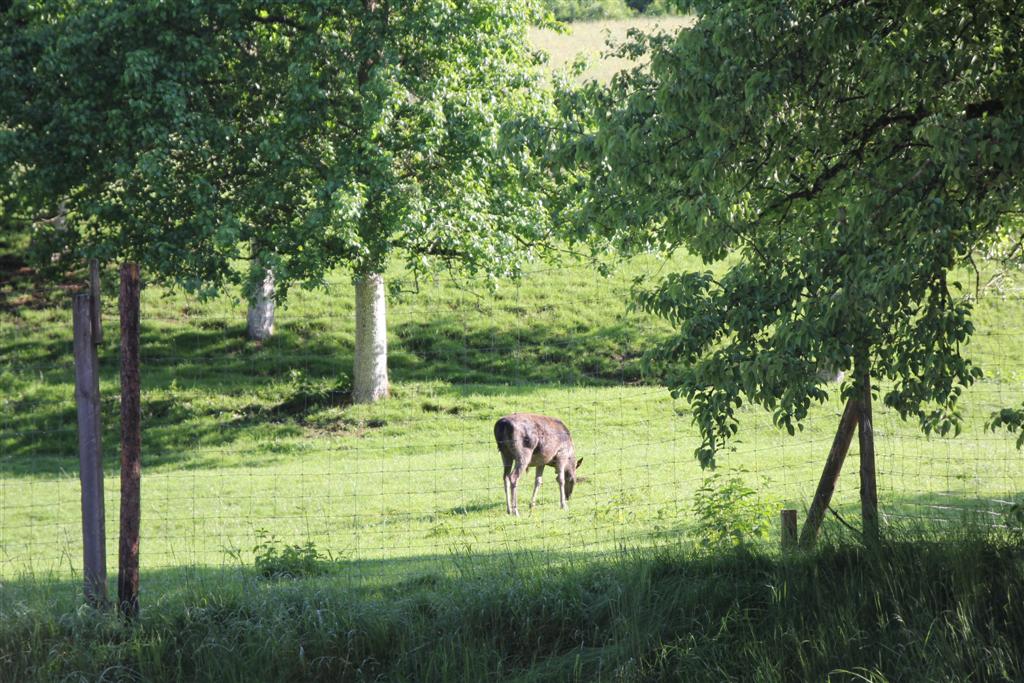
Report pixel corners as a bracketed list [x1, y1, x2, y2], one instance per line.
[494, 413, 574, 465]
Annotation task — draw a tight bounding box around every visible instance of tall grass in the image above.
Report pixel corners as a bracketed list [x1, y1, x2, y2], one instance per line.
[3, 530, 1023, 681]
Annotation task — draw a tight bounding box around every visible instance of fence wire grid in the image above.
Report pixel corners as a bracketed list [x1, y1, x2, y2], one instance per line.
[1, 261, 1023, 583]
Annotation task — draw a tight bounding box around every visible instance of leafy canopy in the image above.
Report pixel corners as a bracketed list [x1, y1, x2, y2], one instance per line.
[565, 0, 1024, 466]
[1, 1, 560, 299]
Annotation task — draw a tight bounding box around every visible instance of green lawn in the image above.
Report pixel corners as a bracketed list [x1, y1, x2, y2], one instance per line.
[2, 246, 1023, 582]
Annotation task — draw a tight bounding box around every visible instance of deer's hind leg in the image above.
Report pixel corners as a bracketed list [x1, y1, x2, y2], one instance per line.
[529, 465, 544, 510]
[502, 453, 515, 515]
[503, 452, 530, 517]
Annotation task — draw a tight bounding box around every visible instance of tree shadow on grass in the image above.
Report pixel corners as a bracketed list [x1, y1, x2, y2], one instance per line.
[390, 314, 651, 386]
[1, 304, 667, 479]
[878, 491, 1022, 527]
[0, 546, 621, 603]
[1, 322, 357, 477]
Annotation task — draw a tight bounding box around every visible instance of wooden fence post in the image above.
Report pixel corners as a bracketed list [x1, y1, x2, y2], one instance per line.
[73, 292, 107, 607]
[798, 398, 859, 548]
[118, 263, 142, 618]
[89, 259, 103, 345]
[858, 374, 879, 545]
[780, 509, 797, 551]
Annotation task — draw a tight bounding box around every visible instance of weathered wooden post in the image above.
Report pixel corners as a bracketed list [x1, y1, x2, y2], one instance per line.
[798, 398, 859, 548]
[89, 259, 103, 344]
[780, 509, 797, 551]
[118, 262, 142, 618]
[857, 372, 879, 545]
[73, 288, 107, 607]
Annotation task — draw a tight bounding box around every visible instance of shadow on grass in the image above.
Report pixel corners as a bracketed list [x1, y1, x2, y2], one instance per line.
[1, 308, 664, 478]
[5, 532, 1024, 683]
[391, 315, 649, 386]
[0, 546, 611, 602]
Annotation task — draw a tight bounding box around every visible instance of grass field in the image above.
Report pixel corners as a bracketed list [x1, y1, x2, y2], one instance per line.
[529, 16, 694, 82]
[2, 246, 1023, 582]
[1, 17, 1022, 585]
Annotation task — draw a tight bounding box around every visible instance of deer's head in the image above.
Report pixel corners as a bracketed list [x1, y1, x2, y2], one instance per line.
[564, 458, 583, 499]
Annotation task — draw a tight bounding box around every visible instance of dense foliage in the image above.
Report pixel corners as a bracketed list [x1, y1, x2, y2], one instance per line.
[565, 0, 1024, 466]
[0, 0, 559, 299]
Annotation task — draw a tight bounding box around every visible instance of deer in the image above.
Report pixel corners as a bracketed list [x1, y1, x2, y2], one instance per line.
[494, 413, 582, 516]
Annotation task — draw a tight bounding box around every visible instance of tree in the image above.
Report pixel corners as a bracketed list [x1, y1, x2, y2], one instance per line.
[1, 1, 324, 296]
[292, 0, 560, 402]
[563, 0, 1024, 541]
[2, 1, 561, 402]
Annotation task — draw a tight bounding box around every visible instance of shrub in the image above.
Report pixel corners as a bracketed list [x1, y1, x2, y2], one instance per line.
[691, 470, 775, 550]
[253, 530, 332, 579]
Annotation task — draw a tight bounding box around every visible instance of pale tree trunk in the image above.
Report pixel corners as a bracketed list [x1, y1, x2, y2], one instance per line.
[817, 365, 845, 384]
[353, 272, 389, 403]
[246, 268, 276, 341]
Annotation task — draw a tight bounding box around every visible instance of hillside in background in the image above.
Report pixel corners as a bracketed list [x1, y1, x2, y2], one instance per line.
[530, 15, 693, 82]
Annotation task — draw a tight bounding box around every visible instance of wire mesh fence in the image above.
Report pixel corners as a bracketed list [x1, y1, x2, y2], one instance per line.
[1, 261, 1023, 583]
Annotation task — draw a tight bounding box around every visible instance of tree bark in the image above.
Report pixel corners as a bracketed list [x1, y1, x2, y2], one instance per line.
[246, 268, 275, 341]
[353, 273, 389, 403]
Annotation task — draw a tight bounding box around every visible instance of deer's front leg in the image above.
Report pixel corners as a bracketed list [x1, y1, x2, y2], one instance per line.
[530, 466, 543, 510]
[556, 469, 568, 511]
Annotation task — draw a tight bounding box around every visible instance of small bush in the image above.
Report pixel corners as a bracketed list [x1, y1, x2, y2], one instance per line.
[253, 530, 332, 579]
[692, 470, 775, 550]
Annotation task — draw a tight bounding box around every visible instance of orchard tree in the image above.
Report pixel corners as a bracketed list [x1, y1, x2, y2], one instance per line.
[1, 0, 562, 402]
[564, 0, 1024, 541]
[0, 1, 331, 302]
[283, 0, 561, 403]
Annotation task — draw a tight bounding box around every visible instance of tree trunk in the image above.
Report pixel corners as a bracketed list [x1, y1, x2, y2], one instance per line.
[353, 273, 389, 403]
[246, 268, 275, 341]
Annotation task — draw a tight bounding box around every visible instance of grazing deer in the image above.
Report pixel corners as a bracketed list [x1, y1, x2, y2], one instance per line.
[494, 413, 582, 516]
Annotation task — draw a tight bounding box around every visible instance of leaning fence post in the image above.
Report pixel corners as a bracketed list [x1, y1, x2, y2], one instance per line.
[799, 397, 859, 548]
[780, 509, 797, 551]
[73, 292, 108, 607]
[118, 263, 142, 619]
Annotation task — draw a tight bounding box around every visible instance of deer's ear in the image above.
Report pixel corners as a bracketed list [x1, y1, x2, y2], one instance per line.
[575, 458, 583, 470]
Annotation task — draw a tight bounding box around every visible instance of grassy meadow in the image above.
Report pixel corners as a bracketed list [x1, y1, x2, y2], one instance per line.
[2, 246, 1023, 583]
[529, 16, 695, 82]
[2, 15, 1024, 683]
[1, 17, 1020, 582]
